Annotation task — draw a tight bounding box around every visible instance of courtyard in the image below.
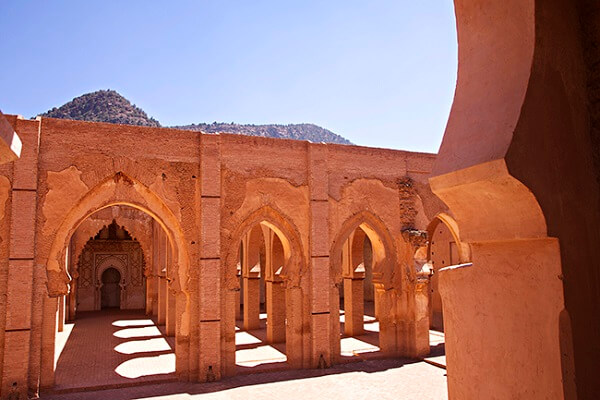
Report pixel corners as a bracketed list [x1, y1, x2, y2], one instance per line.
[47, 309, 447, 398]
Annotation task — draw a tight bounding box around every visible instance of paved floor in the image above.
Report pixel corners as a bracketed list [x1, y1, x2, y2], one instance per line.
[42, 358, 448, 400]
[54, 310, 176, 391]
[50, 308, 446, 397]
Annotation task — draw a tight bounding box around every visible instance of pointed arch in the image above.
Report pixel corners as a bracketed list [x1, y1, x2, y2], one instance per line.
[426, 212, 471, 264]
[45, 172, 190, 304]
[330, 210, 398, 290]
[224, 205, 306, 289]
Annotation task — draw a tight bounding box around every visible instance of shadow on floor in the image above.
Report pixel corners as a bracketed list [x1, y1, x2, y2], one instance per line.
[53, 309, 176, 392]
[41, 358, 425, 400]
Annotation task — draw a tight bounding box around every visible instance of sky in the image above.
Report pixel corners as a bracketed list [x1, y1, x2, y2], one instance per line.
[0, 1, 457, 153]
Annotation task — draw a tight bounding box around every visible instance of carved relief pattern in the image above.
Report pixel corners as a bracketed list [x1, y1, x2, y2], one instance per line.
[79, 246, 94, 287]
[95, 253, 128, 284]
[77, 240, 145, 287]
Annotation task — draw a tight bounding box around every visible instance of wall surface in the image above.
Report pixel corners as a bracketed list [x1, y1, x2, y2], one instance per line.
[0, 115, 438, 398]
[431, 0, 600, 398]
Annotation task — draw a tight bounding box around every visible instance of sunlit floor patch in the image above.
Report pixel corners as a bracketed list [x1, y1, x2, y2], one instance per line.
[114, 326, 163, 338]
[235, 330, 263, 346]
[364, 320, 379, 332]
[426, 330, 446, 368]
[429, 330, 445, 346]
[340, 336, 380, 356]
[54, 323, 75, 367]
[114, 338, 172, 354]
[112, 319, 155, 327]
[115, 353, 176, 378]
[236, 345, 287, 367]
[54, 310, 176, 391]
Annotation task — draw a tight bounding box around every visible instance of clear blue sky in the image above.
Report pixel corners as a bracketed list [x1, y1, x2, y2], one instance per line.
[0, 1, 457, 153]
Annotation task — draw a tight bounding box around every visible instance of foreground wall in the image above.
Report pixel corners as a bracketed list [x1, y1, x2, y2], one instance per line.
[431, 0, 600, 398]
[0, 115, 439, 398]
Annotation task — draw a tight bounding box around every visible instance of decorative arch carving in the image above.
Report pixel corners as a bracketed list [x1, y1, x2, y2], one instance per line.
[95, 254, 128, 286]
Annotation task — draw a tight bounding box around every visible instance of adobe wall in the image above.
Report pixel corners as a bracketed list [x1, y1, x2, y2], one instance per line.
[0, 114, 438, 397]
[431, 0, 600, 398]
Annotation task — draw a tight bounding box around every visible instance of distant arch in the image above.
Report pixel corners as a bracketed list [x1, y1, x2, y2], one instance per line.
[225, 205, 306, 289]
[426, 212, 470, 265]
[330, 211, 398, 290]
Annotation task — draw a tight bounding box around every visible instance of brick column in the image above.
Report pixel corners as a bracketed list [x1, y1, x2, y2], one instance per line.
[157, 276, 167, 325]
[264, 228, 286, 343]
[266, 280, 286, 343]
[308, 143, 331, 368]
[343, 278, 364, 336]
[2, 117, 39, 398]
[235, 272, 241, 320]
[243, 276, 260, 330]
[198, 134, 222, 381]
[166, 286, 177, 336]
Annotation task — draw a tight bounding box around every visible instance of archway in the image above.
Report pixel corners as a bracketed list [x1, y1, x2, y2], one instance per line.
[41, 173, 191, 390]
[235, 223, 289, 370]
[52, 207, 177, 391]
[330, 212, 399, 362]
[223, 206, 307, 375]
[425, 213, 470, 332]
[338, 225, 381, 358]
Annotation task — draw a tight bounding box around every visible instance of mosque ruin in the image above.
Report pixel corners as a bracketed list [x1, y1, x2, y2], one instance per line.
[1, 0, 599, 399]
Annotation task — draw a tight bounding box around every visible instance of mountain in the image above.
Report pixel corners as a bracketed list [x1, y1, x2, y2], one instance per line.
[40, 90, 160, 127]
[39, 90, 352, 144]
[173, 122, 352, 144]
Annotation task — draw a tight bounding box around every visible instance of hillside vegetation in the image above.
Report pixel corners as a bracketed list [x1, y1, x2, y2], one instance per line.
[40, 90, 351, 144]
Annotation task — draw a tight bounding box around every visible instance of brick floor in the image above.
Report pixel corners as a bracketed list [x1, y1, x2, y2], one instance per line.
[48, 308, 447, 398]
[42, 358, 448, 400]
[53, 309, 176, 391]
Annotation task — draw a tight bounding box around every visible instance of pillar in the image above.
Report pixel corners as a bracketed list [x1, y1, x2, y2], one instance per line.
[243, 277, 260, 330]
[166, 285, 176, 336]
[308, 143, 331, 368]
[198, 134, 222, 381]
[266, 280, 286, 343]
[343, 277, 364, 336]
[235, 273, 241, 320]
[145, 275, 153, 315]
[68, 275, 77, 322]
[57, 296, 65, 333]
[157, 276, 167, 325]
[2, 117, 39, 399]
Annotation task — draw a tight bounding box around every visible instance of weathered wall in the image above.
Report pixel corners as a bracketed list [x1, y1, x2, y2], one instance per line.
[0, 114, 437, 397]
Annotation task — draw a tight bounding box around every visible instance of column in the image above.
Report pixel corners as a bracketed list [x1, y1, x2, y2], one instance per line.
[2, 117, 39, 398]
[308, 143, 331, 368]
[166, 285, 177, 336]
[198, 134, 222, 381]
[243, 276, 260, 330]
[343, 277, 364, 336]
[266, 280, 286, 343]
[157, 276, 167, 325]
